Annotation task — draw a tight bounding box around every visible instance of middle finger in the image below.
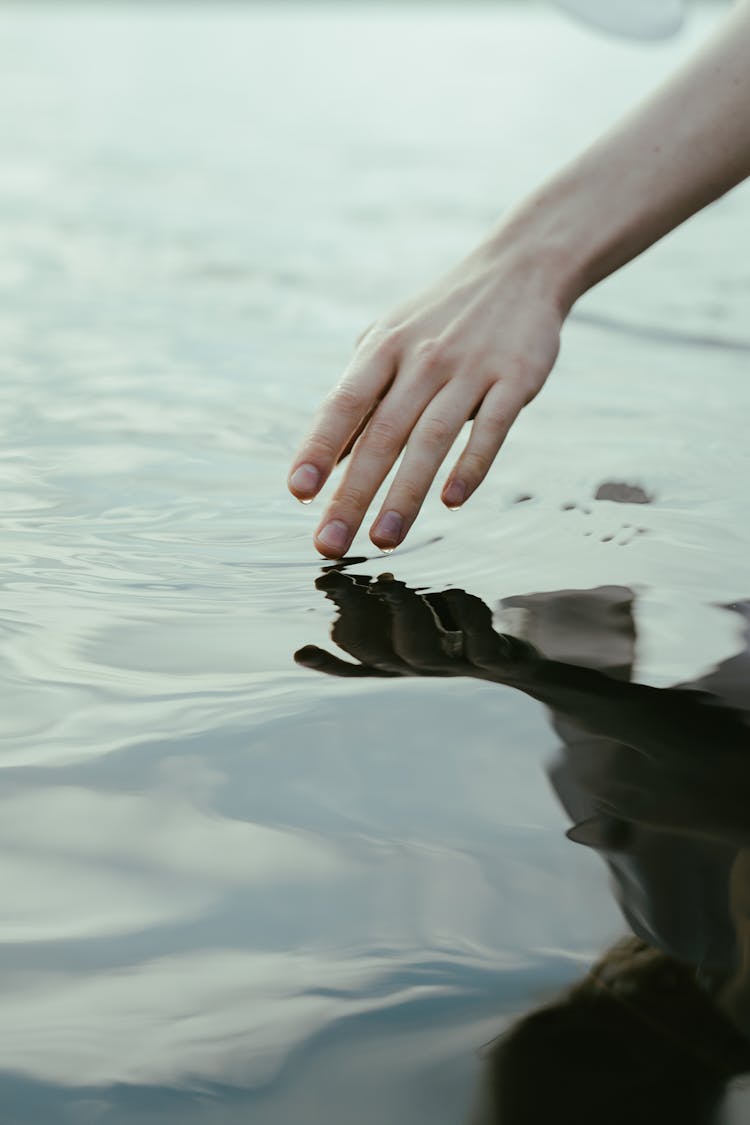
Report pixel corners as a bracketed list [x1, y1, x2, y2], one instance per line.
[369, 378, 485, 550]
[313, 358, 448, 558]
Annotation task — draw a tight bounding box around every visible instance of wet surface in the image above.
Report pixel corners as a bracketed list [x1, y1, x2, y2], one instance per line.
[1, 1, 750, 1122]
[302, 574, 750, 1122]
[593, 482, 653, 504]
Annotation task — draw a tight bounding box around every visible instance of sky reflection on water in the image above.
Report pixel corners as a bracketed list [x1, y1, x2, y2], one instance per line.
[2, 1, 750, 1122]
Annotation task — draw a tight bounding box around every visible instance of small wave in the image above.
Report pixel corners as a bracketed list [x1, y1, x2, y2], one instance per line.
[572, 310, 750, 354]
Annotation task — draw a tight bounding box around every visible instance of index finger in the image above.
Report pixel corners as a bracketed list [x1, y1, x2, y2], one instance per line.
[287, 331, 398, 502]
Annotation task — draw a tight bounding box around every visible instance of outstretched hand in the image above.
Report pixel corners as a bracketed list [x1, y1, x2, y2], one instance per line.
[295, 571, 539, 680]
[288, 245, 564, 558]
[288, 0, 750, 561]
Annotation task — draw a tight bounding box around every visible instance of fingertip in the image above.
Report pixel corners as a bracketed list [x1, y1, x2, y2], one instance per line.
[289, 462, 322, 501]
[442, 479, 467, 510]
[314, 540, 343, 560]
[315, 519, 351, 559]
[370, 509, 404, 552]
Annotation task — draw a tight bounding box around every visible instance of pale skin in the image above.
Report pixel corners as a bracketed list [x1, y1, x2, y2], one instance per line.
[288, 0, 750, 559]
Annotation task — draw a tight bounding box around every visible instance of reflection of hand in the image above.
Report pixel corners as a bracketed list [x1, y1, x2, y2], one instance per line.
[295, 572, 539, 681]
[297, 573, 750, 849]
[287, 247, 562, 558]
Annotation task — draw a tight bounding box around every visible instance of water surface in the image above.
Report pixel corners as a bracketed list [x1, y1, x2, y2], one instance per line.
[1, 2, 750, 1122]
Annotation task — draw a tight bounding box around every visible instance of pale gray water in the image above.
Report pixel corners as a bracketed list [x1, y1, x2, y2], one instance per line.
[1, 2, 750, 1122]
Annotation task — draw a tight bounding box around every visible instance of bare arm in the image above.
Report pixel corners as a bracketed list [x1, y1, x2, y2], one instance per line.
[509, 0, 750, 307]
[288, 0, 750, 559]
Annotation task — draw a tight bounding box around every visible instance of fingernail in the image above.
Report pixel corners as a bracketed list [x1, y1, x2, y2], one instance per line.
[372, 509, 404, 547]
[443, 480, 467, 510]
[317, 519, 350, 555]
[289, 463, 321, 498]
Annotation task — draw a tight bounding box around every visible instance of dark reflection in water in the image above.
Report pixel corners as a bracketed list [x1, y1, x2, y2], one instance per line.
[298, 575, 750, 1123]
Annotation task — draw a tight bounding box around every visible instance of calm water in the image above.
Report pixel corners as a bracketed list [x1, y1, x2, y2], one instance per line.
[2, 2, 750, 1122]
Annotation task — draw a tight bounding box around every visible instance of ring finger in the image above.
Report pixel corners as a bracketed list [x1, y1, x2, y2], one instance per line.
[369, 378, 486, 550]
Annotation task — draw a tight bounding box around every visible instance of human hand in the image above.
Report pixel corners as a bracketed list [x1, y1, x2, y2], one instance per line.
[288, 244, 564, 558]
[295, 571, 539, 680]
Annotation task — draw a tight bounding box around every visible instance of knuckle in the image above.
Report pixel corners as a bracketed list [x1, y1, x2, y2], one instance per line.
[327, 383, 366, 416]
[363, 416, 400, 456]
[394, 478, 423, 509]
[419, 415, 452, 449]
[482, 406, 512, 433]
[502, 353, 531, 380]
[412, 337, 449, 375]
[304, 432, 339, 462]
[496, 359, 539, 404]
[389, 323, 407, 347]
[379, 324, 404, 352]
[461, 450, 490, 480]
[334, 483, 368, 511]
[360, 323, 402, 356]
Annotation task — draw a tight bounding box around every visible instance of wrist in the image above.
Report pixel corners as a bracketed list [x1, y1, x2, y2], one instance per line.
[476, 184, 595, 318]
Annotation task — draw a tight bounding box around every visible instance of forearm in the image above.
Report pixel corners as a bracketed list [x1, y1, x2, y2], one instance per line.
[488, 0, 750, 312]
[501, 657, 749, 759]
[290, 2, 750, 556]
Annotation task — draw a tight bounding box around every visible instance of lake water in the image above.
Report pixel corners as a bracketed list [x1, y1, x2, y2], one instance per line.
[2, 2, 750, 1122]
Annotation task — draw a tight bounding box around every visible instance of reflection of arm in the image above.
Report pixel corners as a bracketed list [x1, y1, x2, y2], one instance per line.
[300, 576, 750, 845]
[500, 659, 750, 846]
[495, 592, 750, 847]
[496, 0, 750, 313]
[500, 656, 744, 759]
